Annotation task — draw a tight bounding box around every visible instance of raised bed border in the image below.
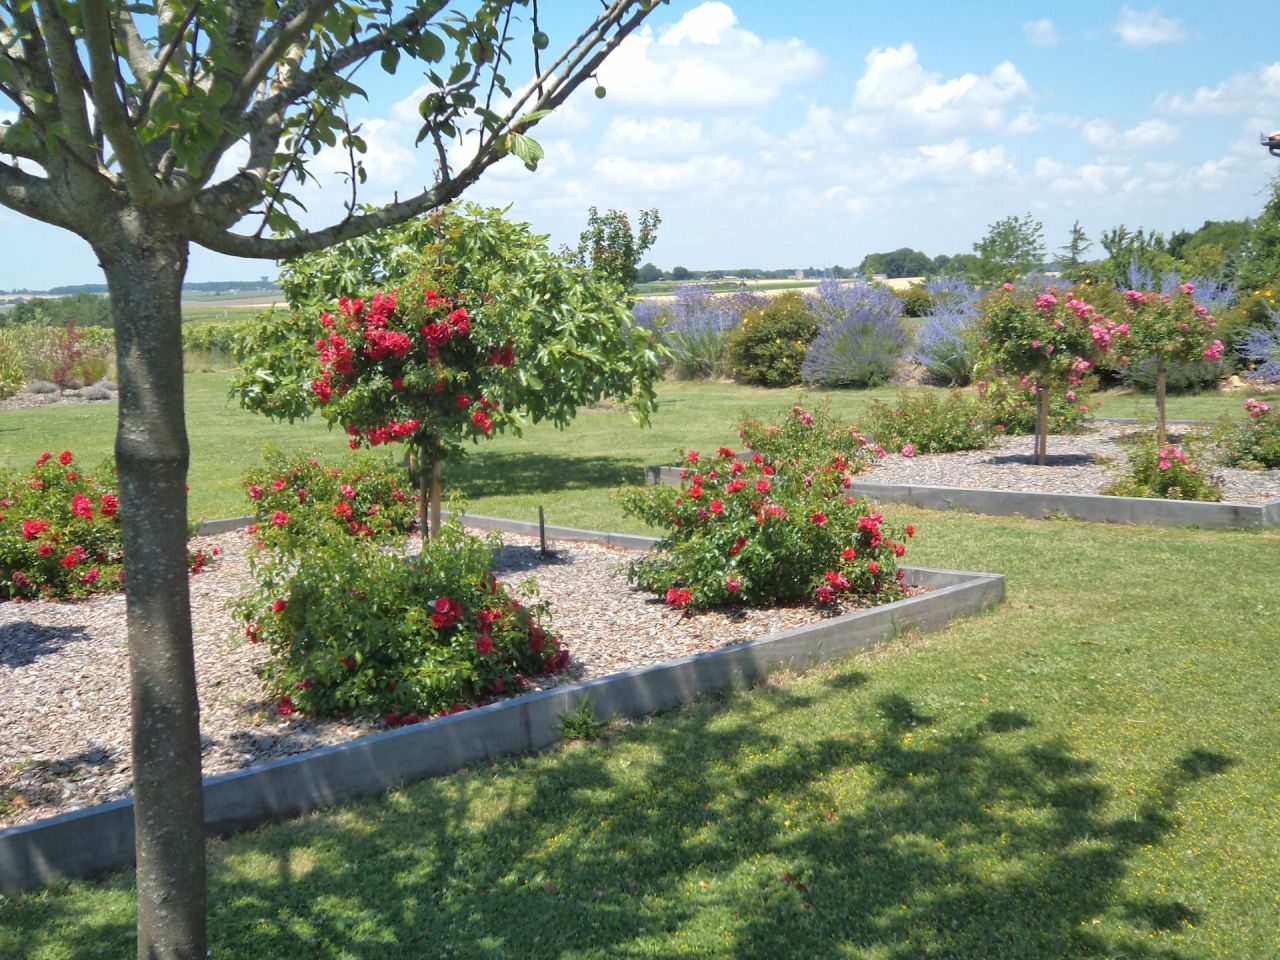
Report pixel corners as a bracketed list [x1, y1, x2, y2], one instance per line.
[644, 466, 1280, 529]
[0, 515, 1003, 897]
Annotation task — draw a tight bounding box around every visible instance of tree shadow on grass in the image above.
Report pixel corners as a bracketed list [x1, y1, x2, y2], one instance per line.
[448, 452, 644, 501]
[4, 676, 1234, 959]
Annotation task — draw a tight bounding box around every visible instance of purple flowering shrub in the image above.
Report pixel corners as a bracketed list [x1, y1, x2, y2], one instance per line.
[801, 279, 907, 388]
[913, 277, 983, 385]
[663, 284, 754, 380]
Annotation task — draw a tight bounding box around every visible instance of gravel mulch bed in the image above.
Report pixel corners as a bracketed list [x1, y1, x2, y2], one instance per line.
[0, 528, 894, 831]
[862, 422, 1280, 504]
[0, 384, 119, 411]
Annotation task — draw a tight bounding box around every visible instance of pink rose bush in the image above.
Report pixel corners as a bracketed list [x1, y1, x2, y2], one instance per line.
[1220, 398, 1280, 469]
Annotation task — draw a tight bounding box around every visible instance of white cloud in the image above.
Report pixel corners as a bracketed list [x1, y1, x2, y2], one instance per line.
[1023, 19, 1059, 46]
[1080, 117, 1180, 149]
[603, 116, 704, 154]
[1034, 157, 1132, 194]
[596, 2, 820, 109]
[1156, 63, 1280, 115]
[593, 153, 745, 191]
[849, 44, 1031, 136]
[1114, 7, 1188, 47]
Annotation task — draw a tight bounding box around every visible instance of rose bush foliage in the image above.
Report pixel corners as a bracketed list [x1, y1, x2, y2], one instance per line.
[0, 451, 124, 599]
[1219, 398, 1280, 469]
[618, 407, 914, 612]
[1103, 431, 1223, 501]
[236, 456, 567, 721]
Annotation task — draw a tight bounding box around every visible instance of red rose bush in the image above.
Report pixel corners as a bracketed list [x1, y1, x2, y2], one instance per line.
[235, 454, 567, 721]
[617, 405, 915, 611]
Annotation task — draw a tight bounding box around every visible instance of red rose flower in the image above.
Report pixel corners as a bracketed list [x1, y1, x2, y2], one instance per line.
[59, 450, 73, 466]
[272, 598, 287, 614]
[271, 511, 289, 527]
[475, 634, 494, 656]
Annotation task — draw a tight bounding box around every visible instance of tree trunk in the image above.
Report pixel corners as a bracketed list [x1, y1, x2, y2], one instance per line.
[417, 436, 443, 539]
[1156, 357, 1168, 446]
[1035, 386, 1049, 466]
[97, 213, 207, 960]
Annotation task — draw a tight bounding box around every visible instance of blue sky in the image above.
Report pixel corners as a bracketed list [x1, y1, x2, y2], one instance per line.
[3, 0, 1280, 288]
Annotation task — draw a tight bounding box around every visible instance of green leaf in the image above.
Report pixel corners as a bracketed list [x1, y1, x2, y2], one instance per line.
[419, 30, 446, 62]
[507, 132, 543, 169]
[380, 47, 400, 74]
[510, 109, 552, 132]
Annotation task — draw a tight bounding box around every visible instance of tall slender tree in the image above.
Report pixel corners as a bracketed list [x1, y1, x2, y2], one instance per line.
[0, 2, 665, 956]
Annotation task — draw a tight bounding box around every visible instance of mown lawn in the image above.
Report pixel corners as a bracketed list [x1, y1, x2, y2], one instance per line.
[1, 375, 1278, 957]
[1, 510, 1277, 958]
[2, 372, 1277, 529]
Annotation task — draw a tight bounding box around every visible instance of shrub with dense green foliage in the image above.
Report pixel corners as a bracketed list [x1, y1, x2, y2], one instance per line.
[896, 284, 932, 318]
[861, 391, 990, 454]
[1219, 398, 1280, 469]
[0, 450, 124, 599]
[618, 407, 912, 611]
[241, 450, 418, 542]
[737, 401, 879, 472]
[975, 377, 1092, 436]
[1103, 430, 1223, 501]
[235, 457, 567, 722]
[726, 291, 818, 386]
[0, 332, 23, 398]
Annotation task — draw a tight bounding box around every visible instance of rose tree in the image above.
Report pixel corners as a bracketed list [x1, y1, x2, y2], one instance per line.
[238, 204, 670, 535]
[978, 285, 1127, 463]
[1119, 285, 1224, 443]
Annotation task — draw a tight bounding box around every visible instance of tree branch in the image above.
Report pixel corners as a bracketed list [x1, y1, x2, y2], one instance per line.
[229, 0, 337, 126]
[242, 1, 450, 134]
[191, 0, 656, 260]
[82, 0, 197, 205]
[129, 1, 201, 126]
[31, 0, 99, 165]
[0, 156, 88, 231]
[113, 6, 159, 87]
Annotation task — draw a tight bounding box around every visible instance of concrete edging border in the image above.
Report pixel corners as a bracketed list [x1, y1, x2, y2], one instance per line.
[0, 516, 1003, 897]
[644, 466, 1280, 529]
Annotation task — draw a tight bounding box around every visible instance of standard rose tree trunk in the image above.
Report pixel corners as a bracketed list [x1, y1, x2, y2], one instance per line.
[1156, 357, 1169, 446]
[417, 436, 444, 539]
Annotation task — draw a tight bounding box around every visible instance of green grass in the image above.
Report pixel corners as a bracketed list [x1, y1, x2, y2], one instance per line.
[2, 374, 1279, 528]
[1, 513, 1277, 958]
[2, 376, 1280, 956]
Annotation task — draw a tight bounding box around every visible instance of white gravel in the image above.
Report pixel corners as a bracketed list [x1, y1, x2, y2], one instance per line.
[0, 528, 871, 830]
[862, 422, 1280, 504]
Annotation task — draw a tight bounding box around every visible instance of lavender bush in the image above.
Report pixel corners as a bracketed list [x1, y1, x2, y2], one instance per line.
[913, 277, 982, 385]
[661, 284, 753, 380]
[1239, 322, 1280, 383]
[801, 279, 907, 388]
